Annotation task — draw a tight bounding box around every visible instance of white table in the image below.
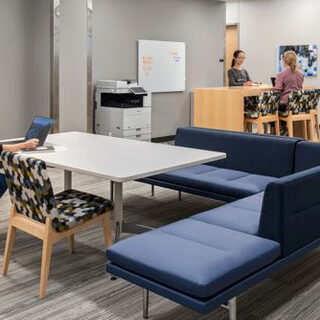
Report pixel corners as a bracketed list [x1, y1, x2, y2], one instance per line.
[6, 132, 226, 240]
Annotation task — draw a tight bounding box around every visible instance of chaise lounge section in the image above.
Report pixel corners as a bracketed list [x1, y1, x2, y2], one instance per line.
[106, 128, 320, 319]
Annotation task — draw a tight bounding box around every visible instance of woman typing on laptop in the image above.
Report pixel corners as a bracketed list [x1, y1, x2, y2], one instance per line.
[0, 138, 39, 198]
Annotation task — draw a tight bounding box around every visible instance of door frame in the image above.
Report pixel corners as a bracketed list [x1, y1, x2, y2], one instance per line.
[225, 23, 240, 86]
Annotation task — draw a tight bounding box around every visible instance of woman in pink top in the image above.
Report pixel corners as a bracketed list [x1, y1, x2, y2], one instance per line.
[274, 51, 304, 111]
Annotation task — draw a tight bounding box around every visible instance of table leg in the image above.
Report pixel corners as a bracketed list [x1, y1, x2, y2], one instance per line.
[112, 181, 154, 243]
[64, 170, 72, 190]
[113, 181, 123, 243]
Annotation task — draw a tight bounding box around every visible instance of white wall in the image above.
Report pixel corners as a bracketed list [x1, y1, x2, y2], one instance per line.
[226, 1, 239, 25]
[93, 0, 226, 138]
[59, 0, 88, 132]
[229, 0, 320, 88]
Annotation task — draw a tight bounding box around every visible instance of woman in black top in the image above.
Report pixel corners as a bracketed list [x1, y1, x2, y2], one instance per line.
[0, 139, 38, 198]
[228, 50, 253, 87]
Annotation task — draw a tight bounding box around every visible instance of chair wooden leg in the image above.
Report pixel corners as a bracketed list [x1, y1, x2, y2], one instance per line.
[315, 114, 320, 140]
[257, 119, 264, 134]
[308, 118, 316, 141]
[302, 120, 308, 140]
[2, 206, 17, 276]
[69, 235, 75, 254]
[287, 120, 294, 137]
[275, 119, 280, 135]
[39, 218, 54, 299]
[102, 213, 113, 248]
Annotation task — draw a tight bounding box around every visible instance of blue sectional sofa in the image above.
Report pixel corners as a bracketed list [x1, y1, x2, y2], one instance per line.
[106, 128, 320, 320]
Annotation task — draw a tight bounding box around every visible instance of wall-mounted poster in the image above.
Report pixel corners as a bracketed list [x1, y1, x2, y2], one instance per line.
[276, 45, 318, 77]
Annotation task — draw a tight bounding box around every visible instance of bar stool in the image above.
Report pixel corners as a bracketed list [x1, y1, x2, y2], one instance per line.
[244, 91, 281, 135]
[279, 90, 316, 141]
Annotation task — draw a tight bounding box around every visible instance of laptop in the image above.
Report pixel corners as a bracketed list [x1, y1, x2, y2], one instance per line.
[7, 116, 54, 147]
[271, 77, 276, 87]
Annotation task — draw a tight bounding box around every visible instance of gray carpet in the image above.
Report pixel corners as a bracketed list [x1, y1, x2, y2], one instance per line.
[0, 168, 319, 320]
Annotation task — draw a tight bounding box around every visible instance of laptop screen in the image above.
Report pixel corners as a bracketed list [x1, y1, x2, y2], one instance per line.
[25, 116, 54, 146]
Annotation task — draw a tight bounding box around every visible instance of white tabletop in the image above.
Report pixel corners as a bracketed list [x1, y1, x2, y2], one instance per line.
[20, 132, 226, 183]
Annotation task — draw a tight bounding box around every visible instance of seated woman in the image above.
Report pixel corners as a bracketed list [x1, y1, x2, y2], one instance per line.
[0, 139, 39, 198]
[228, 50, 253, 87]
[274, 50, 304, 112]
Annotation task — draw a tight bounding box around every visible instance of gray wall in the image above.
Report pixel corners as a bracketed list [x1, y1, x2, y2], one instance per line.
[93, 0, 226, 138]
[0, 0, 50, 140]
[31, 0, 51, 119]
[0, 0, 33, 139]
[59, 0, 88, 132]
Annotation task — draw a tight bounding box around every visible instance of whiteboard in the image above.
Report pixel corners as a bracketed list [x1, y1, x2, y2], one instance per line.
[138, 40, 186, 93]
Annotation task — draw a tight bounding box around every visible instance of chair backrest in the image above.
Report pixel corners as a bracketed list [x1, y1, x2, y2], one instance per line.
[244, 91, 281, 118]
[307, 89, 320, 110]
[1, 152, 59, 223]
[287, 90, 311, 114]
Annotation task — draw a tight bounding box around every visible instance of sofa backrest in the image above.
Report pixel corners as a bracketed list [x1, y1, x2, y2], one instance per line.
[294, 141, 320, 173]
[175, 127, 299, 178]
[258, 166, 320, 257]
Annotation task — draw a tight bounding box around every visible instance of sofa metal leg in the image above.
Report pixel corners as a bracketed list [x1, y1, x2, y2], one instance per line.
[178, 191, 182, 201]
[228, 297, 237, 320]
[151, 185, 155, 197]
[143, 289, 149, 319]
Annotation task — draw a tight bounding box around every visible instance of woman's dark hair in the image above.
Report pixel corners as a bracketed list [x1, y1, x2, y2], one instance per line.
[231, 50, 245, 68]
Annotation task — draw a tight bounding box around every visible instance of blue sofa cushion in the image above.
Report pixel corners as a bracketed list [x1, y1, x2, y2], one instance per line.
[191, 193, 263, 235]
[107, 219, 280, 299]
[151, 165, 277, 199]
[294, 141, 320, 172]
[175, 127, 299, 178]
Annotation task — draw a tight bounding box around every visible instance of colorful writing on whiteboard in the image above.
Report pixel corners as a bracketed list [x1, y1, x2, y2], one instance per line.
[142, 56, 154, 76]
[169, 50, 181, 63]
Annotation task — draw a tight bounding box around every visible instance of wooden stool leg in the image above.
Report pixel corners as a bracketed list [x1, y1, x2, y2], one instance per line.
[69, 235, 75, 254]
[257, 118, 264, 134]
[275, 119, 280, 135]
[39, 218, 54, 299]
[2, 206, 17, 276]
[315, 114, 320, 140]
[302, 120, 308, 140]
[102, 213, 113, 248]
[308, 118, 316, 141]
[287, 120, 294, 137]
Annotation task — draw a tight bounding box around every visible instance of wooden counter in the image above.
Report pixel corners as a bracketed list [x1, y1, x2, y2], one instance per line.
[193, 85, 274, 132]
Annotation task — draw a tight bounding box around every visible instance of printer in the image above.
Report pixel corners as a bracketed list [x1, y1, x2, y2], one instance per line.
[95, 80, 152, 141]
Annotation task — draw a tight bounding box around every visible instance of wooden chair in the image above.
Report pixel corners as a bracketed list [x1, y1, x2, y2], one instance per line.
[279, 90, 316, 141]
[1, 151, 113, 299]
[244, 91, 281, 135]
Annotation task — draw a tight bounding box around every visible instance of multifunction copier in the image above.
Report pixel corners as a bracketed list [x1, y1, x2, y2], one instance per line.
[95, 80, 152, 141]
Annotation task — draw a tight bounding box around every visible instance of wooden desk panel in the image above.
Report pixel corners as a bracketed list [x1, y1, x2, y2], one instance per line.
[194, 86, 273, 132]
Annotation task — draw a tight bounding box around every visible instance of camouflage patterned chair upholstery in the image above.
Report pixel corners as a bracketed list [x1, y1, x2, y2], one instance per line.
[278, 90, 317, 140]
[244, 90, 281, 119]
[244, 91, 281, 135]
[1, 152, 113, 232]
[279, 90, 310, 117]
[1, 151, 113, 299]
